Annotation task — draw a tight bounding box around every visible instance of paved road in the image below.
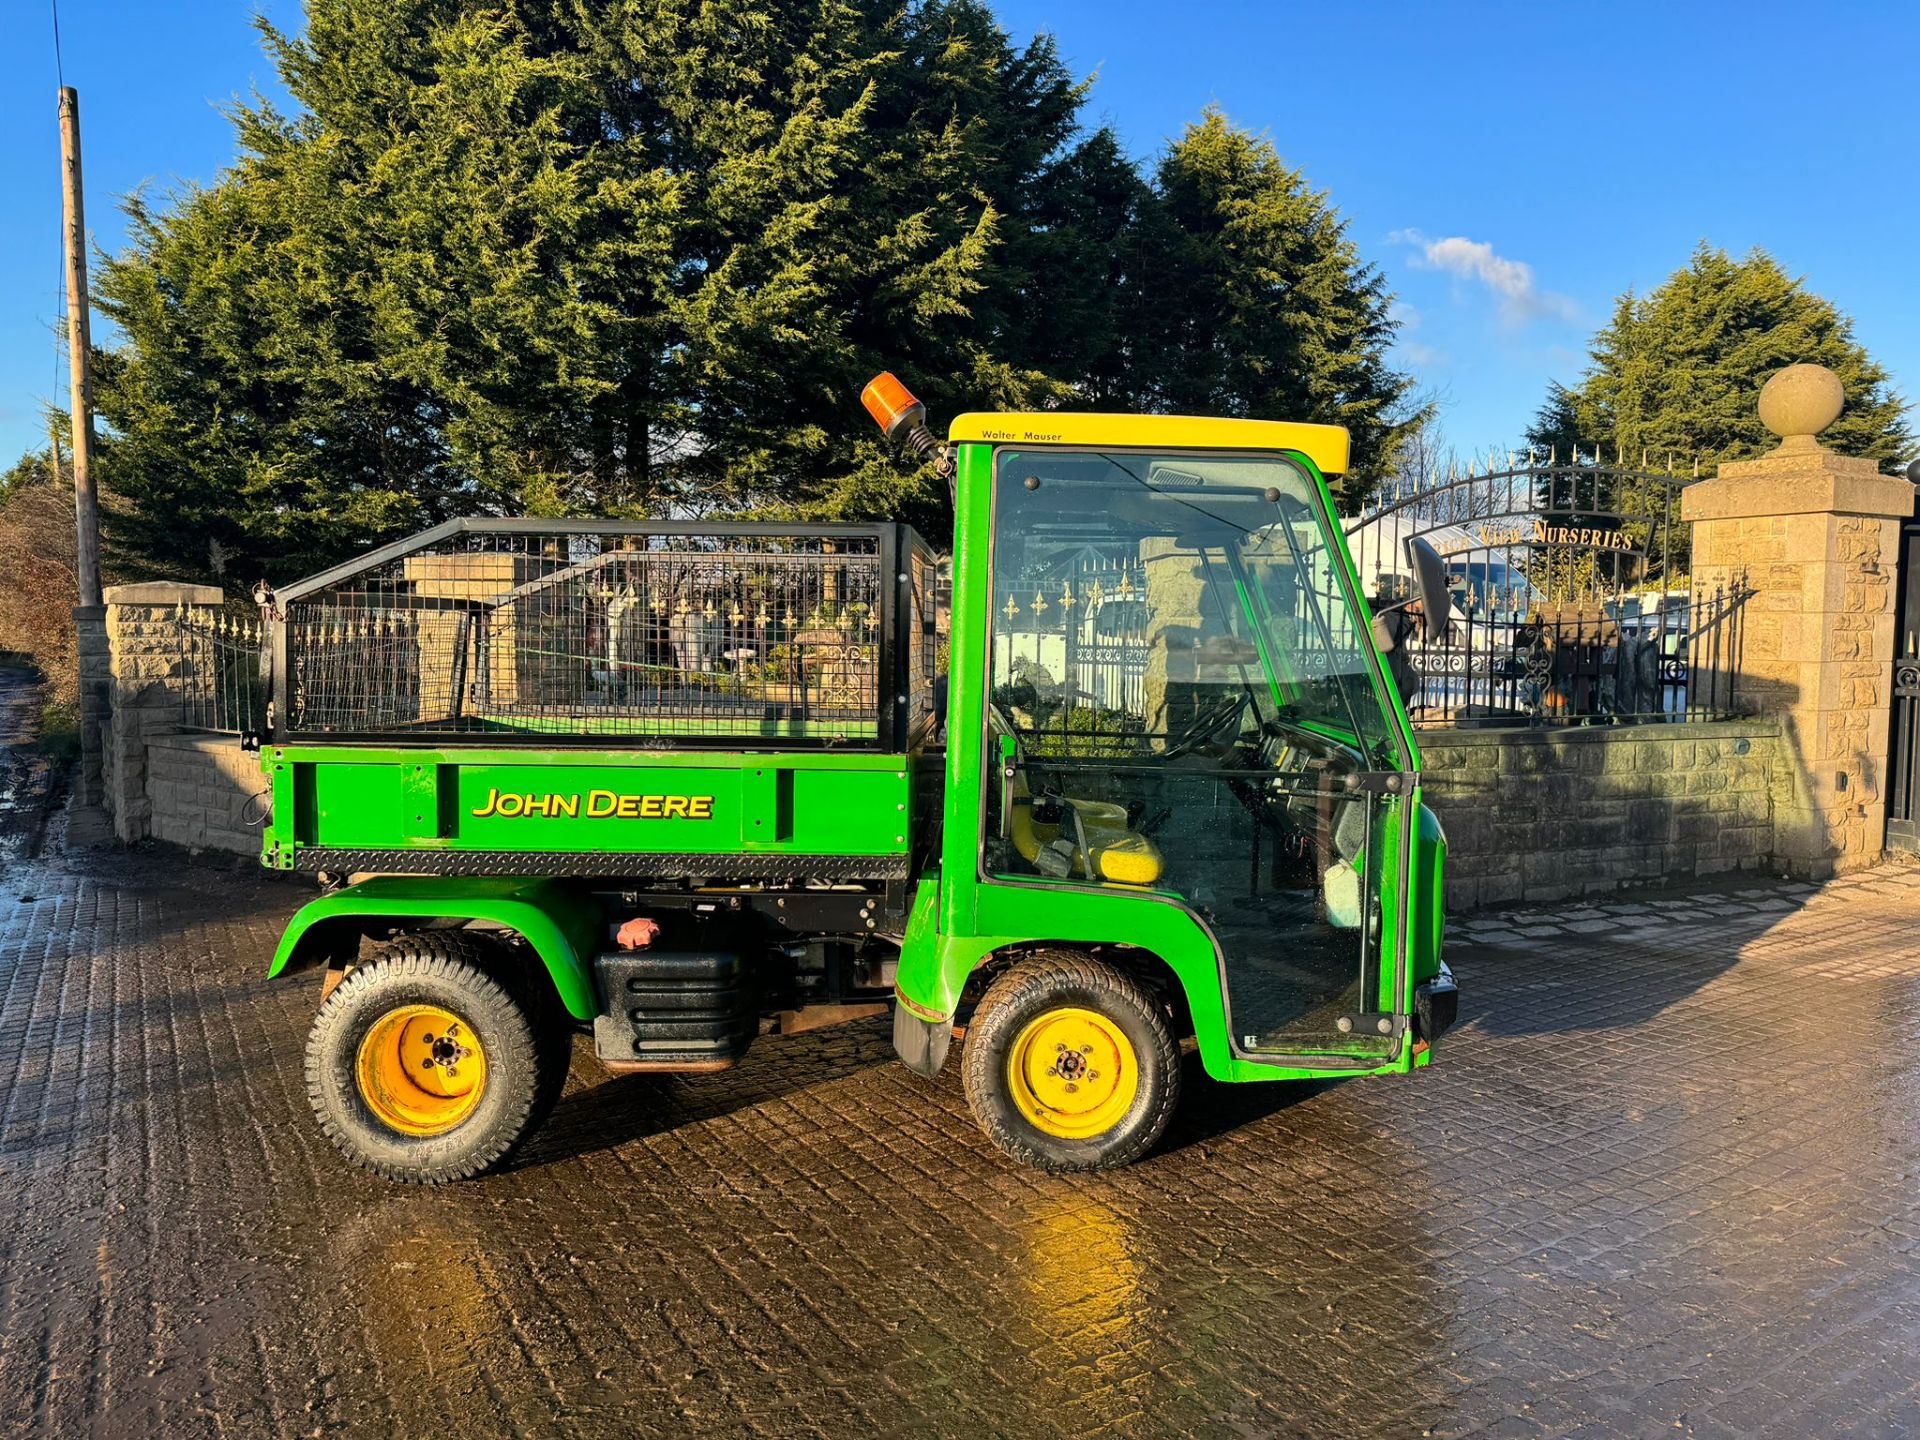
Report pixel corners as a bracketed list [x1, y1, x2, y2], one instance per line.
[0, 742, 1917, 1435]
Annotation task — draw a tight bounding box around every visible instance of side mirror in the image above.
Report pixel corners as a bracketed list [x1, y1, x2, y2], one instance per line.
[1404, 536, 1456, 645]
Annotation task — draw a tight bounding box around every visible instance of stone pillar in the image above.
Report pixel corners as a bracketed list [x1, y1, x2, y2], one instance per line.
[1139, 538, 1201, 745]
[100, 581, 224, 842]
[1681, 364, 1917, 878]
[71, 604, 109, 807]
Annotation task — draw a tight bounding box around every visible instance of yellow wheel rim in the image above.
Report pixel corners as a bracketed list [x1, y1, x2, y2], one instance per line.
[1006, 1006, 1139, 1140]
[355, 1004, 488, 1137]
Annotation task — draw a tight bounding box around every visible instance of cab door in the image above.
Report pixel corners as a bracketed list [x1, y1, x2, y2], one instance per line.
[962, 442, 1416, 1065]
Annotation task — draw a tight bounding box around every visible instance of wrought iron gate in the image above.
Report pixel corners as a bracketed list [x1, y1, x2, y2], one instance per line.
[1887, 517, 1920, 852]
[1346, 454, 1749, 726]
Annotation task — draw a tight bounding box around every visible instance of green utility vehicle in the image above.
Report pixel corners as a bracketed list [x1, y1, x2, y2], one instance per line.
[260, 384, 1456, 1182]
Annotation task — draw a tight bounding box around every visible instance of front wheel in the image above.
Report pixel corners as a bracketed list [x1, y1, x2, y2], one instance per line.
[304, 931, 567, 1184]
[961, 951, 1180, 1172]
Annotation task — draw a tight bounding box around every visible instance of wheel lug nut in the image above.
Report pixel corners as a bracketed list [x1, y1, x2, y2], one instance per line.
[1064, 1082, 1078, 1093]
[1055, 1043, 1066, 1053]
[1045, 1066, 1058, 1077]
[1087, 1071, 1099, 1079]
[1080, 1045, 1093, 1055]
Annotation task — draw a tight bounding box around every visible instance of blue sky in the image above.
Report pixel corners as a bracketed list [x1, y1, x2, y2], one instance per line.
[4, 0, 1917, 469]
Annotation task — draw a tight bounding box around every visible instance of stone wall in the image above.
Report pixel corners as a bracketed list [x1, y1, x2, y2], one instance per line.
[144, 733, 267, 855]
[1425, 365, 1914, 905]
[1420, 719, 1783, 911]
[98, 581, 262, 856]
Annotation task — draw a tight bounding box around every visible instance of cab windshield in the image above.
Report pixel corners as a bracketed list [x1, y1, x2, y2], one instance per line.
[986, 448, 1402, 768]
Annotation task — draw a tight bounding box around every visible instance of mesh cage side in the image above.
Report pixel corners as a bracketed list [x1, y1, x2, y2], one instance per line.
[277, 525, 896, 746]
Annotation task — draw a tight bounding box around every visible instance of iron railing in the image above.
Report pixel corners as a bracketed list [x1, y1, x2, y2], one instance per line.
[1348, 455, 1753, 728]
[1389, 580, 1751, 727]
[174, 605, 265, 734]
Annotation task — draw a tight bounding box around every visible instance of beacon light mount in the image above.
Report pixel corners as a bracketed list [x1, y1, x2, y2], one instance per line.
[861, 371, 956, 495]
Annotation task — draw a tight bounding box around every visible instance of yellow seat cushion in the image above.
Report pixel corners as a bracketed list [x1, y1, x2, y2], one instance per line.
[1010, 798, 1164, 886]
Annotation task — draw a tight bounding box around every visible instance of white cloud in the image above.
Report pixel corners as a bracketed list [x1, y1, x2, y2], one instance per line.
[1387, 300, 1447, 367]
[1389, 229, 1577, 326]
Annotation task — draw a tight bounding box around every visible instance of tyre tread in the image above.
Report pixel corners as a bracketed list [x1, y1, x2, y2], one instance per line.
[960, 948, 1180, 1173]
[303, 930, 560, 1185]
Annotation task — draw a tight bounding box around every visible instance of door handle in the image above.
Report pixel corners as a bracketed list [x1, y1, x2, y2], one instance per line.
[999, 734, 1017, 838]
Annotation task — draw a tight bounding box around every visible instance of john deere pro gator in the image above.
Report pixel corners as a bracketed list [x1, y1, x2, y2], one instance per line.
[260, 378, 1456, 1182]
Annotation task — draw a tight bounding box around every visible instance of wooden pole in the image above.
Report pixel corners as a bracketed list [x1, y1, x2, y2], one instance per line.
[58, 86, 102, 609]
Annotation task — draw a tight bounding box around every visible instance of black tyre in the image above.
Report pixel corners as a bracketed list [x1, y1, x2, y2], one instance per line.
[961, 951, 1180, 1172]
[304, 930, 570, 1184]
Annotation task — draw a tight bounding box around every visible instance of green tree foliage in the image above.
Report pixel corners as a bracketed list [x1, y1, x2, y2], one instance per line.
[1524, 383, 1584, 465]
[1529, 244, 1912, 470]
[91, 0, 1415, 582]
[1137, 110, 1421, 500]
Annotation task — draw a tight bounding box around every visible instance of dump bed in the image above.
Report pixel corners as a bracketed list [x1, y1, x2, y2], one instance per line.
[255, 519, 942, 879]
[258, 743, 926, 879]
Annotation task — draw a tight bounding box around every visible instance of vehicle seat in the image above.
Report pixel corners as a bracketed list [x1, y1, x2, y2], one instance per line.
[1009, 781, 1164, 886]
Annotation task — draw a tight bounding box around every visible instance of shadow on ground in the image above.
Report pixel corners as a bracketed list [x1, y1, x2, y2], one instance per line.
[1442, 876, 1814, 1038]
[521, 1019, 899, 1170]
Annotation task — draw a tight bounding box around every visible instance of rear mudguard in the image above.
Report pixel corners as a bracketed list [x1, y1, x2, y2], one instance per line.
[268, 875, 603, 1021]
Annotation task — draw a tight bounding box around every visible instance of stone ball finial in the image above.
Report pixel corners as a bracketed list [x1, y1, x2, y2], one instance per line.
[1758, 363, 1844, 454]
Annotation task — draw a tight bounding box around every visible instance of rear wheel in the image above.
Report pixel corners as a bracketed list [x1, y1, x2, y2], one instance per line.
[304, 930, 569, 1184]
[961, 951, 1180, 1171]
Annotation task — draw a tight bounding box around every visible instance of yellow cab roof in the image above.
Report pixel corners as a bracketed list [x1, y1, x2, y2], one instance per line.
[947, 411, 1350, 476]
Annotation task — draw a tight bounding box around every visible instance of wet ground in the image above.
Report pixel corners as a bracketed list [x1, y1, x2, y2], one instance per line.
[0, 666, 56, 870]
[0, 675, 1917, 1436]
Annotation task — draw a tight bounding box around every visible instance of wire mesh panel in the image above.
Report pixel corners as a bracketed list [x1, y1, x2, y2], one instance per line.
[905, 536, 943, 742]
[268, 521, 928, 747]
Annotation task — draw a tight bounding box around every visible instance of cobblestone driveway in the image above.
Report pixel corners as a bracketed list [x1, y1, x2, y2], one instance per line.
[1, 770, 1917, 1432]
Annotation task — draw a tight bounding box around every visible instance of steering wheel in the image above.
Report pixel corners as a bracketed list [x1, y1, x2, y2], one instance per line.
[1163, 692, 1251, 760]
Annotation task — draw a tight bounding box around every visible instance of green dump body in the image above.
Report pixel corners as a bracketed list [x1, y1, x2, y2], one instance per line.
[259, 744, 925, 881]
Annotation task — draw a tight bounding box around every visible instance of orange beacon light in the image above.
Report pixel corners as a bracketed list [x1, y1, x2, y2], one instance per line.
[860, 371, 954, 491]
[860, 371, 926, 442]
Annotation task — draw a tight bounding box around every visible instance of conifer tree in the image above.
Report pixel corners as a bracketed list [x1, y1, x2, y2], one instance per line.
[86, 3, 1419, 578]
[1135, 110, 1422, 500]
[1529, 245, 1911, 470]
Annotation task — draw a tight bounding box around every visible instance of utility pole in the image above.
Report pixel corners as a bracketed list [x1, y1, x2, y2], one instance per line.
[60, 85, 106, 812]
[59, 85, 101, 609]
